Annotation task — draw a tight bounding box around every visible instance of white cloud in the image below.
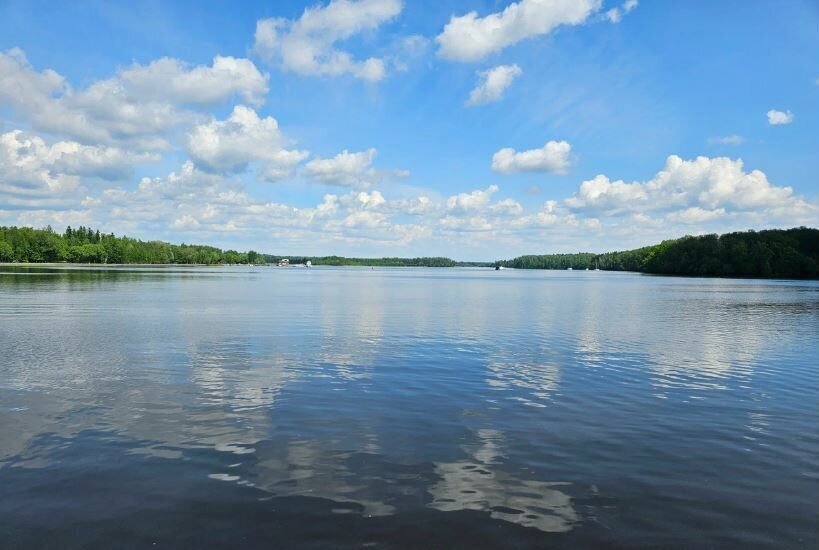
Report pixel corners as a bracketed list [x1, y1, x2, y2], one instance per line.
[707, 135, 744, 145]
[117, 56, 269, 107]
[492, 198, 525, 216]
[355, 190, 387, 208]
[260, 150, 313, 182]
[186, 105, 308, 180]
[767, 109, 793, 125]
[604, 8, 621, 23]
[0, 130, 155, 203]
[304, 148, 407, 188]
[466, 64, 522, 106]
[0, 131, 79, 200]
[0, 48, 268, 147]
[564, 155, 815, 223]
[492, 140, 572, 175]
[605, 0, 638, 23]
[436, 0, 600, 62]
[47, 143, 158, 180]
[6, 154, 816, 258]
[446, 185, 499, 213]
[666, 207, 725, 224]
[253, 0, 402, 81]
[305, 149, 378, 187]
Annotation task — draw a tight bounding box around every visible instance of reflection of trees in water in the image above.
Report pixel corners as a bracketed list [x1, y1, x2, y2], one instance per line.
[428, 429, 579, 532]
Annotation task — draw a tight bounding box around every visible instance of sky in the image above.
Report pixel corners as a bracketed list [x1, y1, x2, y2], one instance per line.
[0, 0, 817, 260]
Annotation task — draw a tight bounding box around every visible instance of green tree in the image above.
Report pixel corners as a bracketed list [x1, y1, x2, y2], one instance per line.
[0, 241, 13, 262]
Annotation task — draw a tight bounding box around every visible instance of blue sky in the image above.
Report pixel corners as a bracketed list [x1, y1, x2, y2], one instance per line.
[0, 0, 817, 259]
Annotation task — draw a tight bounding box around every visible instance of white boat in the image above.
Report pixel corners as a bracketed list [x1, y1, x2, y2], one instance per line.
[305, 260, 312, 268]
[567, 267, 573, 271]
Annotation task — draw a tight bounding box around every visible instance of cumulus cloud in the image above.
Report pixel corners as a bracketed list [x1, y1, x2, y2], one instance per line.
[564, 155, 816, 224]
[6, 153, 816, 257]
[492, 140, 572, 175]
[666, 207, 725, 224]
[767, 109, 794, 125]
[446, 185, 499, 213]
[0, 132, 79, 202]
[466, 64, 522, 106]
[0, 130, 156, 204]
[253, 0, 402, 81]
[436, 0, 600, 62]
[605, 0, 638, 23]
[304, 148, 407, 188]
[117, 56, 269, 107]
[0, 48, 268, 148]
[305, 149, 377, 187]
[33, 161, 436, 247]
[186, 105, 308, 180]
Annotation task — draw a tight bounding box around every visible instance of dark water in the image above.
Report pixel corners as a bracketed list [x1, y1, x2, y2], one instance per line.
[1, 266, 817, 549]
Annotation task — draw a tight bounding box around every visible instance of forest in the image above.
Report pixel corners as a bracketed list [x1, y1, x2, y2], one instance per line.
[0, 226, 260, 265]
[0, 226, 471, 267]
[499, 227, 819, 279]
[1, 225, 817, 278]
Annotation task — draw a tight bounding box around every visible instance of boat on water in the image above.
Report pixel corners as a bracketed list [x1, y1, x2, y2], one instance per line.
[305, 260, 312, 268]
[567, 267, 573, 271]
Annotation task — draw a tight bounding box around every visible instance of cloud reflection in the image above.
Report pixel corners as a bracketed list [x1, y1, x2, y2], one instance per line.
[429, 429, 579, 532]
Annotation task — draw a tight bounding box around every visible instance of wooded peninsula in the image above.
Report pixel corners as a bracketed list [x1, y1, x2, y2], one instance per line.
[1, 225, 817, 279]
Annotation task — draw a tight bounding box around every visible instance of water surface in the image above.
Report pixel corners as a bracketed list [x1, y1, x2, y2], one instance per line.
[1, 266, 817, 548]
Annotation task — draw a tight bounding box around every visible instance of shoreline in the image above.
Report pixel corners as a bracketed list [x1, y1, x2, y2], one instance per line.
[2, 263, 817, 281]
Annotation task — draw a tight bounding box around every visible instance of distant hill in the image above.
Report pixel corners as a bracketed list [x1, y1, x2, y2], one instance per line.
[499, 227, 819, 279]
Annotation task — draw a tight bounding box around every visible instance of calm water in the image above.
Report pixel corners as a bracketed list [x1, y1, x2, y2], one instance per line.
[1, 266, 817, 548]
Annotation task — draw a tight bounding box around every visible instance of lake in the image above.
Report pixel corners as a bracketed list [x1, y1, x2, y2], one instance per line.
[1, 266, 817, 548]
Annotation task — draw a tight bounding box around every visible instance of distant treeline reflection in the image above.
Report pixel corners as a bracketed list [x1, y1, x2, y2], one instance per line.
[1, 225, 817, 278]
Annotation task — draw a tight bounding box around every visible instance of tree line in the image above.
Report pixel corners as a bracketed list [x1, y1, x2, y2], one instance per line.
[2, 224, 817, 278]
[0, 226, 260, 265]
[0, 225, 471, 267]
[261, 255, 490, 267]
[498, 227, 819, 279]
